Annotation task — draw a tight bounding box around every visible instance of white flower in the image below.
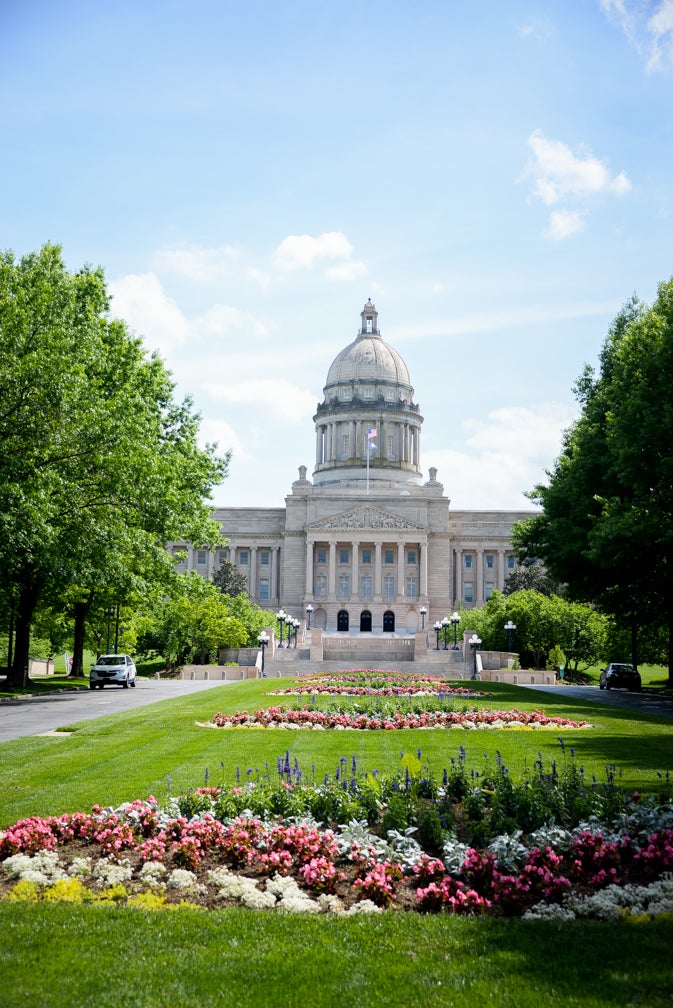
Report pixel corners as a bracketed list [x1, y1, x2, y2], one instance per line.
[167, 869, 205, 893]
[138, 861, 167, 887]
[240, 888, 277, 910]
[67, 857, 92, 878]
[93, 858, 134, 887]
[317, 893, 345, 914]
[344, 899, 383, 915]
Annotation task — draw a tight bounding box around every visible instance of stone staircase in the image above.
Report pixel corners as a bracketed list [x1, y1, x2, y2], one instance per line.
[263, 646, 469, 680]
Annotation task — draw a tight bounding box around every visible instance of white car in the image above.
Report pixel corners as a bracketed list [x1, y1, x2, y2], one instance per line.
[89, 654, 137, 690]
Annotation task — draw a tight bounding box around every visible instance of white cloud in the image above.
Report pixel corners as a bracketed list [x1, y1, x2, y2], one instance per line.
[527, 130, 632, 205]
[198, 417, 248, 460]
[108, 272, 189, 354]
[273, 231, 354, 271]
[153, 243, 239, 282]
[647, 0, 673, 69]
[545, 208, 586, 240]
[195, 304, 273, 340]
[203, 378, 316, 424]
[425, 403, 576, 510]
[600, 0, 673, 71]
[325, 260, 367, 281]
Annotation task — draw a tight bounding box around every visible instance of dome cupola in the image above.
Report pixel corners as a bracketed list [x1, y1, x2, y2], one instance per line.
[312, 302, 423, 489]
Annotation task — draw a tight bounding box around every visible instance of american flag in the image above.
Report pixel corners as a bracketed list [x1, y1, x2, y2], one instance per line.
[367, 427, 377, 440]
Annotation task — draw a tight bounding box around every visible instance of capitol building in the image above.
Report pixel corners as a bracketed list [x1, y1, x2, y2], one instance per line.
[171, 301, 534, 633]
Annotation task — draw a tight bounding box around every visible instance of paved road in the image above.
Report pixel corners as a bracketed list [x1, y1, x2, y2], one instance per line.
[521, 682, 673, 719]
[0, 679, 237, 743]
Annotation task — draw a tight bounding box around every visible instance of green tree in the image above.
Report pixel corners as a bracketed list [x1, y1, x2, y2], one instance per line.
[212, 558, 249, 597]
[0, 244, 228, 687]
[513, 284, 673, 685]
[503, 562, 561, 597]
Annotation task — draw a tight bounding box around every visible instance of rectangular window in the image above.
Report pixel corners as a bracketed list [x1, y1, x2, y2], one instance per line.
[507, 555, 516, 570]
[407, 549, 417, 565]
[317, 548, 327, 564]
[485, 554, 494, 569]
[405, 576, 417, 598]
[239, 550, 249, 566]
[260, 551, 270, 566]
[464, 555, 473, 569]
[342, 433, 350, 457]
[197, 550, 207, 565]
[338, 575, 350, 598]
[216, 550, 228, 566]
[339, 548, 349, 564]
[361, 549, 372, 564]
[361, 576, 372, 598]
[485, 582, 494, 600]
[315, 575, 327, 598]
[464, 582, 473, 603]
[259, 579, 270, 601]
[384, 549, 394, 564]
[383, 576, 395, 600]
[363, 387, 374, 399]
[387, 434, 393, 457]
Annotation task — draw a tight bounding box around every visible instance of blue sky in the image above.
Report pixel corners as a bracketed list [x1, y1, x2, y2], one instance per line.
[2, 1, 672, 510]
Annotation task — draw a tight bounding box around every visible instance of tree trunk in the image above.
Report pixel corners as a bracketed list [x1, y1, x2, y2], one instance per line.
[667, 612, 673, 690]
[71, 591, 95, 677]
[9, 581, 41, 689]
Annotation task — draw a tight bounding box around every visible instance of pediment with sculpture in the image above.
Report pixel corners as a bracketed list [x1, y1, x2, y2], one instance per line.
[307, 505, 427, 533]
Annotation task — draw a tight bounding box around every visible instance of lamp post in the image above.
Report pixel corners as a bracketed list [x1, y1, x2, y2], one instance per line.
[419, 606, 427, 630]
[450, 611, 460, 649]
[257, 631, 269, 677]
[469, 634, 482, 680]
[276, 609, 287, 648]
[305, 604, 313, 630]
[290, 617, 300, 648]
[433, 621, 442, 650]
[441, 615, 450, 650]
[504, 620, 516, 651]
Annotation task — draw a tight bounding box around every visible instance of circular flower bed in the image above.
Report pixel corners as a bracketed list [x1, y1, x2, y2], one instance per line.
[269, 670, 491, 699]
[208, 705, 589, 731]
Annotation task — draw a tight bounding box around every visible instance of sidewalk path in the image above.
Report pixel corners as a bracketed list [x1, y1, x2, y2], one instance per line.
[0, 679, 237, 743]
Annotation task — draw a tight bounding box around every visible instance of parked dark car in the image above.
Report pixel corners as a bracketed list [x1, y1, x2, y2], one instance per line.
[599, 663, 642, 692]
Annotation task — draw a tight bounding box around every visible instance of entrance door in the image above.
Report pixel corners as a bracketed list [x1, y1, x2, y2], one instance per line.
[383, 610, 395, 632]
[337, 610, 349, 631]
[360, 610, 372, 632]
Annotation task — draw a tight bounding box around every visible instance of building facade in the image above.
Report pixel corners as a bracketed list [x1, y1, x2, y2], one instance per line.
[171, 301, 534, 631]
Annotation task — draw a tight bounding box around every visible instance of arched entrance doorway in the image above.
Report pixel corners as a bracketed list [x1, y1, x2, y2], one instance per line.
[383, 610, 395, 632]
[360, 610, 372, 632]
[337, 610, 349, 631]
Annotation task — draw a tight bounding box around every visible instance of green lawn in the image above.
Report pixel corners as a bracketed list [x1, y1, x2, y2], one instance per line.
[1, 679, 671, 826]
[1, 904, 672, 1008]
[1, 677, 672, 1007]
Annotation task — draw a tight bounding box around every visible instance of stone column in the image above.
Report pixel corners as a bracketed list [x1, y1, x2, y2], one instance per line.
[304, 539, 313, 599]
[397, 541, 405, 597]
[476, 549, 484, 605]
[374, 542, 382, 598]
[351, 540, 359, 599]
[420, 537, 428, 596]
[328, 540, 337, 598]
[498, 550, 505, 591]
[249, 546, 257, 598]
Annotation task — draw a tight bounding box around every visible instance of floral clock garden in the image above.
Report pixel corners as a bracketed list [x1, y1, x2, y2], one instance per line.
[2, 670, 672, 921]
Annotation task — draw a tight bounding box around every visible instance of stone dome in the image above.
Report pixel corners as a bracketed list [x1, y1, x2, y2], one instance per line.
[323, 300, 413, 397]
